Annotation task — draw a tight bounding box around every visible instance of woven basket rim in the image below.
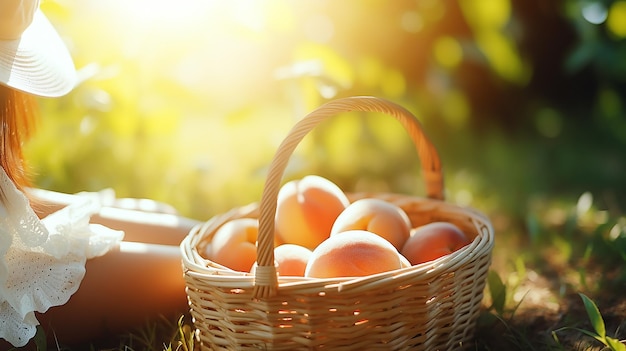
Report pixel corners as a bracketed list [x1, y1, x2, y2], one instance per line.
[181, 191, 495, 293]
[181, 96, 494, 299]
[181, 96, 496, 350]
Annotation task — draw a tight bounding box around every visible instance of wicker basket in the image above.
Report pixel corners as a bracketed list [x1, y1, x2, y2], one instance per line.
[181, 96, 494, 350]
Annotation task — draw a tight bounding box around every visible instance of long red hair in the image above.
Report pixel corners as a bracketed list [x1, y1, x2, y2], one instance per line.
[1, 84, 38, 191]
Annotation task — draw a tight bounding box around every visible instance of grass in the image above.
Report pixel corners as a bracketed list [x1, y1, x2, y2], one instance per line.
[473, 191, 626, 351]
[15, 191, 622, 351]
[25, 316, 197, 351]
[8, 184, 624, 351]
[14, 114, 626, 351]
[552, 293, 626, 351]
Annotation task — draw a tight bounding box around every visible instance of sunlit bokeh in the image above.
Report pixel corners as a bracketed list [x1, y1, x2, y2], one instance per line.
[582, 1, 608, 24]
[607, 0, 626, 37]
[28, 0, 626, 221]
[16, 2, 626, 348]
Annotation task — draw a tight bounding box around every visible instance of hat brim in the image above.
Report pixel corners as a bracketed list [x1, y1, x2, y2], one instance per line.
[0, 10, 76, 98]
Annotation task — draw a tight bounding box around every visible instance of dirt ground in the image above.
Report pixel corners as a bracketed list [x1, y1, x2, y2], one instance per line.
[474, 261, 626, 350]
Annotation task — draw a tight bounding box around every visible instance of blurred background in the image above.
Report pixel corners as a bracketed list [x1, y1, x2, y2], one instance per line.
[29, 0, 626, 223]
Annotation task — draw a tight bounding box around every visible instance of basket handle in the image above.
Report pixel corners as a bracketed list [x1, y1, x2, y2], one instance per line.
[253, 96, 443, 298]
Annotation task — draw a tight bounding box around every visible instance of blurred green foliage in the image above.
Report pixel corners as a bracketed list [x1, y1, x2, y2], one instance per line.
[26, 0, 626, 221]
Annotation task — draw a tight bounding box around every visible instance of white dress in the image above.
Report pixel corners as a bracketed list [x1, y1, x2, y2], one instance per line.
[0, 167, 123, 347]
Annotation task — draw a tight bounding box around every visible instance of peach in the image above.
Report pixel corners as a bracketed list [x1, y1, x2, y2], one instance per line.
[275, 175, 350, 249]
[330, 198, 411, 251]
[275, 244, 312, 276]
[400, 222, 470, 265]
[399, 253, 412, 268]
[210, 218, 258, 272]
[251, 244, 313, 277]
[305, 230, 402, 278]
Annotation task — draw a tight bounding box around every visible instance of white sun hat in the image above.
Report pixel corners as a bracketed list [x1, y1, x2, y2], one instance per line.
[0, 0, 76, 97]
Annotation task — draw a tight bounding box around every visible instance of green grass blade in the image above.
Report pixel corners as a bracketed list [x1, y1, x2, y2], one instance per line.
[488, 270, 506, 315]
[606, 337, 626, 351]
[33, 326, 47, 351]
[575, 328, 606, 344]
[579, 293, 607, 340]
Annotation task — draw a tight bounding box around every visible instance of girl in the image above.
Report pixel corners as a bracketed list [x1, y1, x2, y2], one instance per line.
[1, 1, 200, 347]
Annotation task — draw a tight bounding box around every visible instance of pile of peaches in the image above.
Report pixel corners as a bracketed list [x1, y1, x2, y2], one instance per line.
[203, 175, 471, 278]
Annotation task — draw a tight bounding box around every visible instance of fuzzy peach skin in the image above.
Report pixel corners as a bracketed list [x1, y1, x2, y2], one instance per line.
[274, 243, 313, 276]
[399, 253, 412, 268]
[330, 198, 411, 251]
[208, 218, 258, 272]
[275, 175, 350, 249]
[250, 243, 313, 277]
[400, 222, 471, 265]
[305, 230, 402, 278]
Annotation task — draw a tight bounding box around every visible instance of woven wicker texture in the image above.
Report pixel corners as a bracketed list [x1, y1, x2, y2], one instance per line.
[181, 96, 494, 350]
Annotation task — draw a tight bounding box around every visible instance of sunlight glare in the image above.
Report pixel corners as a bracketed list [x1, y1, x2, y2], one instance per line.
[88, 0, 290, 105]
[304, 14, 334, 43]
[581, 1, 608, 24]
[401, 11, 424, 33]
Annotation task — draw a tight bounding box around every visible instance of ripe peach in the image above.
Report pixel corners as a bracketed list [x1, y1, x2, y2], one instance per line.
[400, 222, 470, 265]
[305, 230, 402, 278]
[330, 198, 411, 251]
[210, 218, 258, 272]
[274, 243, 312, 276]
[275, 175, 350, 249]
[249, 244, 312, 276]
[399, 253, 411, 268]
